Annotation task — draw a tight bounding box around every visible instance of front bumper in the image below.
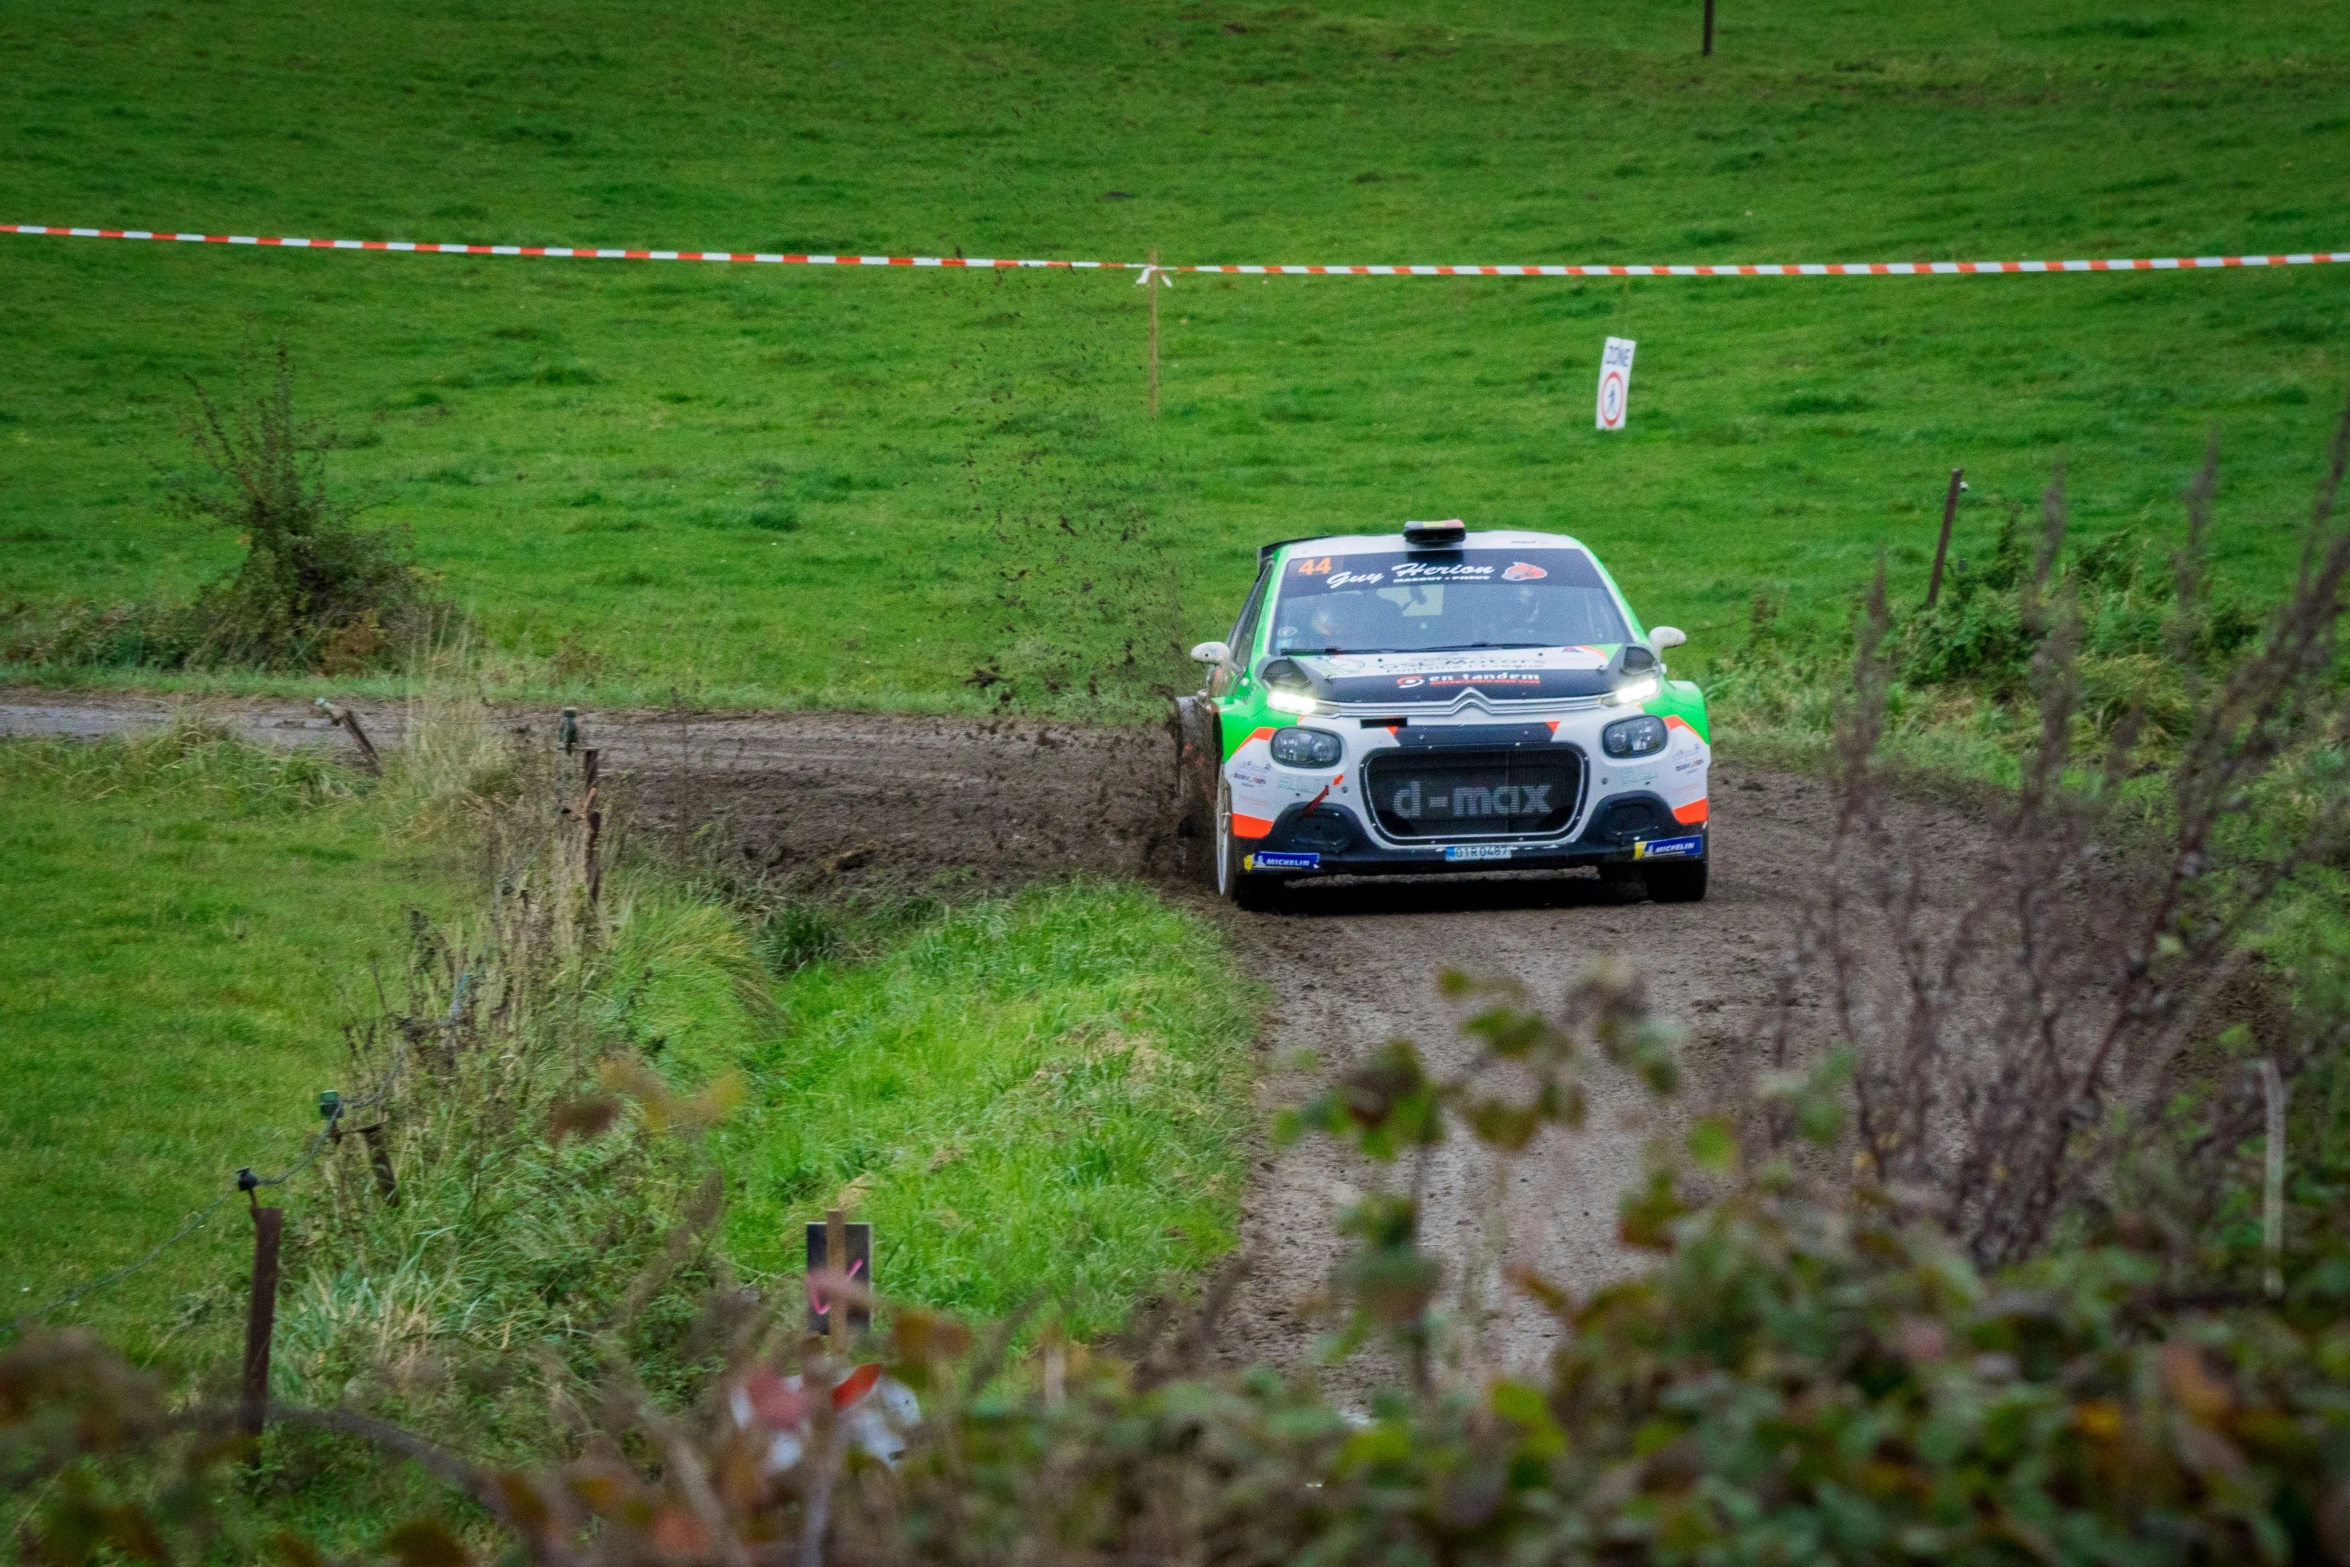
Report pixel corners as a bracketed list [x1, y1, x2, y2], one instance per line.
[1224, 706, 1710, 878]
[1239, 797, 1705, 877]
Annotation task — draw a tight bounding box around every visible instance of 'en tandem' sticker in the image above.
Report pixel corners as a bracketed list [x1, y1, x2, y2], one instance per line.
[1632, 835, 1704, 862]
[1247, 851, 1321, 872]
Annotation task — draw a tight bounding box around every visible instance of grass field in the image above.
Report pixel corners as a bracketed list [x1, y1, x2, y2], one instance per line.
[5, 1, 2347, 713]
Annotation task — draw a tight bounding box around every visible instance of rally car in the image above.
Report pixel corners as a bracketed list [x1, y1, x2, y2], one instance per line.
[1179, 519, 1709, 911]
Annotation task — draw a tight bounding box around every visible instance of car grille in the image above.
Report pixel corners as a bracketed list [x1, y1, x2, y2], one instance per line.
[1362, 746, 1583, 840]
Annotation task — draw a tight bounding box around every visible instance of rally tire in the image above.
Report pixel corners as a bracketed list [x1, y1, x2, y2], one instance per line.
[1215, 775, 1283, 912]
[1644, 857, 1709, 903]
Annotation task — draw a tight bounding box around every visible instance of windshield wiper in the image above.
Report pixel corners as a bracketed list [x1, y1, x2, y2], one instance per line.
[1412, 641, 1551, 652]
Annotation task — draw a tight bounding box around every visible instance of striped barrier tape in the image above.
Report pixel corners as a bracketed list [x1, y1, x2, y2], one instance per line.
[6, 222, 2347, 277]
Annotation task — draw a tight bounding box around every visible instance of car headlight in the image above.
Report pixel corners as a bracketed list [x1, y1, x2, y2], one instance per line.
[1603, 674, 1661, 707]
[1270, 726, 1343, 768]
[1266, 687, 1324, 716]
[1602, 715, 1668, 758]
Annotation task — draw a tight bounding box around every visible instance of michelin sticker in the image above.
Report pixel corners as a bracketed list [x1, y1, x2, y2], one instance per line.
[1247, 852, 1321, 871]
[1632, 835, 1704, 861]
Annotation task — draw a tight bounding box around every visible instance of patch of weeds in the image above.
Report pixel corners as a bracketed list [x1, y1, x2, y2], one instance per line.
[2047, 14, 2193, 39]
[1770, 391, 1871, 415]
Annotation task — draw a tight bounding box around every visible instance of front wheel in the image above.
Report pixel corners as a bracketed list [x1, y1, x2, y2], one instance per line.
[1644, 857, 1709, 903]
[1215, 775, 1282, 912]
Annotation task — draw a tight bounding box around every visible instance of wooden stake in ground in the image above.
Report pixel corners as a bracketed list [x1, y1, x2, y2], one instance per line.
[1702, 0, 1715, 56]
[582, 747, 604, 910]
[1148, 246, 1162, 418]
[315, 699, 381, 774]
[1926, 467, 1966, 608]
[241, 1202, 284, 1439]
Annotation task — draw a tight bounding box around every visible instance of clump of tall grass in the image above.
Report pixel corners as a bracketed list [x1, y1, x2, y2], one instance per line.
[248, 699, 764, 1477]
[0, 717, 354, 813]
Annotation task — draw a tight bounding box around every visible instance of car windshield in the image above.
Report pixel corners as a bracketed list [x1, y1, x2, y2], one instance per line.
[1267, 547, 1630, 656]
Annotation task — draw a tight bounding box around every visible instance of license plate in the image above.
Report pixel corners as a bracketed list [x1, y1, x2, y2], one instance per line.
[1444, 844, 1515, 862]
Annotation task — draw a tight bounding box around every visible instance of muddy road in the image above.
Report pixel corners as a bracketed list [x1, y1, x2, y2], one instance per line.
[3, 689, 2000, 1383]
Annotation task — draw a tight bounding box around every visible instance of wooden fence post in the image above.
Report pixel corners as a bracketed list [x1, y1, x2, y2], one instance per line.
[1926, 467, 1966, 609]
[241, 1202, 284, 1439]
[357, 1123, 400, 1206]
[582, 747, 603, 910]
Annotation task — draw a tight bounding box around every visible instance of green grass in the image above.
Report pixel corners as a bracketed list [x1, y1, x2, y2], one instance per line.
[719, 883, 1259, 1338]
[0, 732, 462, 1360]
[3, 1, 2347, 713]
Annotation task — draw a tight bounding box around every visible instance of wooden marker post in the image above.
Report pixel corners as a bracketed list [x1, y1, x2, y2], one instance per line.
[1148, 246, 1162, 419]
[1702, 0, 1715, 55]
[241, 1203, 284, 1439]
[806, 1210, 872, 1349]
[1926, 467, 1965, 609]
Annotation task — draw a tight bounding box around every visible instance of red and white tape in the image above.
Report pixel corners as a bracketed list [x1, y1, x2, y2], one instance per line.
[7, 222, 2347, 277]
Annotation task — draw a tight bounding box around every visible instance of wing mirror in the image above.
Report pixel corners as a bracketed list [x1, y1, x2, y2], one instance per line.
[1649, 626, 1687, 652]
[1189, 640, 1231, 665]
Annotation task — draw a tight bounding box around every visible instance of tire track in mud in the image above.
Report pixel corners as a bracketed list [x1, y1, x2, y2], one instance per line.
[2, 691, 2002, 1382]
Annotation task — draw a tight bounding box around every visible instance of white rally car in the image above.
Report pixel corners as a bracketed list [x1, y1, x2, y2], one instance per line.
[1178, 520, 1710, 910]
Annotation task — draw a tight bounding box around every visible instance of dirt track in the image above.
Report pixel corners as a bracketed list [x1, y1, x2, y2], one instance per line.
[2, 690, 2001, 1383]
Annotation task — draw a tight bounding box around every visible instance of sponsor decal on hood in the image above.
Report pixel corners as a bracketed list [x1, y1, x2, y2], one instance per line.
[1310, 647, 1611, 679]
[1297, 643, 1626, 704]
[1295, 645, 1622, 704]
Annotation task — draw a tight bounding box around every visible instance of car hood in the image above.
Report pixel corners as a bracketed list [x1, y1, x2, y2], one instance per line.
[1294, 646, 1621, 704]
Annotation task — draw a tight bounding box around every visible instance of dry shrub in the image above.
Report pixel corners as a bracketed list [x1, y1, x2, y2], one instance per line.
[169, 346, 444, 672]
[3, 345, 447, 674]
[1761, 416, 2350, 1267]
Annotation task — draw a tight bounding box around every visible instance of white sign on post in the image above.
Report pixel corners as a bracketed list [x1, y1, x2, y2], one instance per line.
[1595, 336, 1637, 431]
